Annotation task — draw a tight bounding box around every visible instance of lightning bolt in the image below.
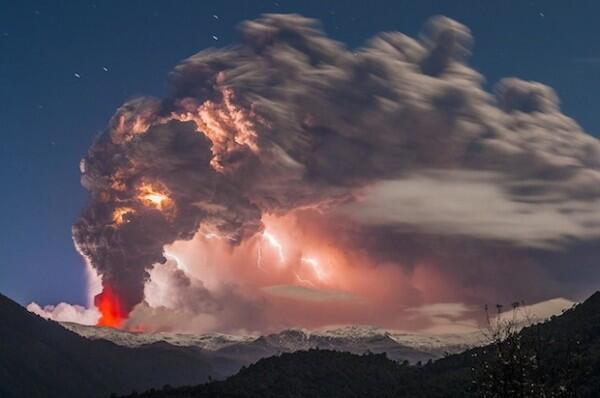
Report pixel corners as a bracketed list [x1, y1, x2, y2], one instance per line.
[295, 272, 315, 287]
[262, 230, 285, 263]
[164, 251, 189, 273]
[301, 256, 327, 280]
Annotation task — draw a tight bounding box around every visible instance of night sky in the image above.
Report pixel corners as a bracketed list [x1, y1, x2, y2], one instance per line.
[2, 0, 600, 307]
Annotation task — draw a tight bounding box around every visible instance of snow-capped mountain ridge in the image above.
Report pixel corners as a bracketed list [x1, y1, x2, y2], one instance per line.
[61, 322, 255, 351]
[62, 322, 483, 357]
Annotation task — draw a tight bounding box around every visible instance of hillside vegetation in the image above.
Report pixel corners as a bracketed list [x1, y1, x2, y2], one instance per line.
[126, 293, 600, 398]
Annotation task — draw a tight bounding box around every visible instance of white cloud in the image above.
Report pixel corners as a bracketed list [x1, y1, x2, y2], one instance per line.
[125, 259, 263, 334]
[402, 297, 575, 335]
[493, 297, 575, 325]
[262, 284, 357, 302]
[405, 302, 477, 318]
[27, 302, 100, 325]
[404, 302, 480, 334]
[339, 170, 600, 248]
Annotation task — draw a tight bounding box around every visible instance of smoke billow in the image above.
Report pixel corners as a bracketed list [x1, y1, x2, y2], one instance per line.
[73, 14, 600, 328]
[27, 302, 100, 325]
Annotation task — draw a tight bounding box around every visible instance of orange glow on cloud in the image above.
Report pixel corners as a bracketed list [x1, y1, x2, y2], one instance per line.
[155, 213, 411, 326]
[123, 210, 492, 333]
[112, 207, 134, 224]
[114, 114, 152, 140]
[172, 87, 260, 171]
[108, 86, 261, 174]
[137, 182, 172, 211]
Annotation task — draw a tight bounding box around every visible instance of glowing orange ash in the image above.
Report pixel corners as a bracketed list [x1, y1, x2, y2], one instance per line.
[138, 182, 172, 210]
[95, 285, 125, 328]
[112, 207, 134, 224]
[172, 87, 260, 171]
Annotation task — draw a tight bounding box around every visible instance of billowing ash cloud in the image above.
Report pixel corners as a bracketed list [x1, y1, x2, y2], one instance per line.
[73, 120, 262, 312]
[125, 258, 263, 333]
[73, 14, 600, 320]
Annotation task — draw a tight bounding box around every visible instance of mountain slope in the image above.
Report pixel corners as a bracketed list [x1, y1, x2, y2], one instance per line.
[62, 321, 256, 350]
[0, 293, 219, 398]
[126, 292, 600, 398]
[63, 322, 479, 364]
[0, 291, 478, 398]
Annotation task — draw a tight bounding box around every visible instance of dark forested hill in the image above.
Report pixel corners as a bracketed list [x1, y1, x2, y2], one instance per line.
[0, 293, 219, 398]
[127, 292, 600, 398]
[123, 350, 421, 398]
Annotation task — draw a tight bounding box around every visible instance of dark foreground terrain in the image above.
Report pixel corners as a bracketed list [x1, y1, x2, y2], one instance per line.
[3, 291, 600, 397]
[0, 293, 234, 398]
[0, 292, 441, 398]
[126, 292, 600, 398]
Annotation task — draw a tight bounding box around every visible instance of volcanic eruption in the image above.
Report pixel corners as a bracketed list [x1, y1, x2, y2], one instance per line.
[95, 285, 125, 328]
[72, 14, 600, 331]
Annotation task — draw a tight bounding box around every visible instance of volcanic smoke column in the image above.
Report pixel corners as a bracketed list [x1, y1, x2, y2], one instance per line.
[73, 14, 600, 327]
[71, 15, 465, 324]
[72, 118, 263, 324]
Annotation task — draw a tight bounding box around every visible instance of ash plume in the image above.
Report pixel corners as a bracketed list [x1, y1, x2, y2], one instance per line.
[73, 14, 600, 320]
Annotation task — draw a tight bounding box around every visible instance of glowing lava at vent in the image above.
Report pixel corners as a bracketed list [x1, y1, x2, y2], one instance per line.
[95, 285, 125, 328]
